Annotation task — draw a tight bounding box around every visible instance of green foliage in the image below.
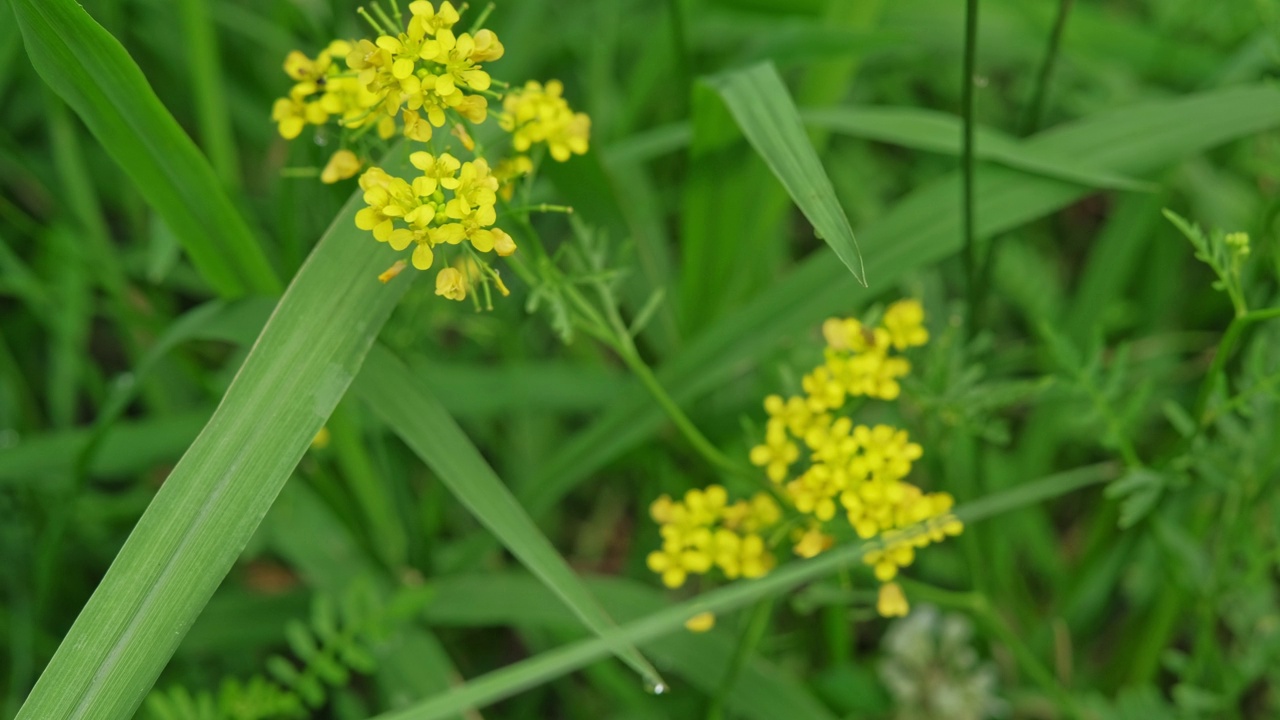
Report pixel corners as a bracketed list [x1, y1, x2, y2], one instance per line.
[4, 0, 1280, 718]
[144, 582, 432, 720]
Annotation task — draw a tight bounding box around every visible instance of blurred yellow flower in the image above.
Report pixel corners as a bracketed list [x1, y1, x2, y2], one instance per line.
[877, 582, 909, 617]
[320, 150, 362, 184]
[500, 80, 591, 161]
[684, 612, 716, 633]
[434, 267, 467, 301]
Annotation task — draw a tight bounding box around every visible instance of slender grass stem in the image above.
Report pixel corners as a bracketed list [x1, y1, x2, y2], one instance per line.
[961, 0, 980, 337]
[666, 0, 693, 93]
[1020, 0, 1074, 136]
[705, 599, 774, 720]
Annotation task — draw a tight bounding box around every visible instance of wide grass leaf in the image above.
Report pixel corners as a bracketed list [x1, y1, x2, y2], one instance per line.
[15, 149, 414, 720]
[11, 0, 278, 297]
[351, 345, 665, 689]
[709, 61, 867, 285]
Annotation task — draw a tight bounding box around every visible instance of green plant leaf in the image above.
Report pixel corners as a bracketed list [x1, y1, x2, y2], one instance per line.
[373, 465, 1115, 719]
[351, 344, 665, 689]
[709, 61, 867, 285]
[11, 0, 278, 297]
[801, 106, 1155, 192]
[421, 573, 837, 720]
[14, 148, 415, 720]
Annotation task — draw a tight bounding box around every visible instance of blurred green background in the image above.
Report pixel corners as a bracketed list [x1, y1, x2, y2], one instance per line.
[2, 0, 1279, 717]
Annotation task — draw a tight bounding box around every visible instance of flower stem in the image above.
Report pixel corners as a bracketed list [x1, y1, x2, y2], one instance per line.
[704, 599, 774, 720]
[1193, 306, 1280, 427]
[614, 346, 747, 478]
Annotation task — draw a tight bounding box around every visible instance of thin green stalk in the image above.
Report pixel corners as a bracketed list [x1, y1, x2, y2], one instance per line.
[1203, 368, 1280, 423]
[615, 346, 747, 478]
[900, 580, 1080, 716]
[705, 599, 774, 720]
[822, 602, 850, 665]
[961, 0, 980, 335]
[1193, 307, 1280, 426]
[1020, 0, 1074, 136]
[666, 0, 692, 94]
[504, 205, 753, 483]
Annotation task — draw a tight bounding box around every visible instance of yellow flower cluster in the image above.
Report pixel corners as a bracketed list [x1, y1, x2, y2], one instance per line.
[271, 40, 390, 149]
[749, 300, 959, 616]
[646, 301, 961, 620]
[645, 486, 781, 589]
[271, 2, 591, 297]
[500, 81, 591, 162]
[355, 152, 514, 272]
[346, 1, 499, 142]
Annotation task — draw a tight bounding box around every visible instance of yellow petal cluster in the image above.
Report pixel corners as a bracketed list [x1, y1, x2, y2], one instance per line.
[320, 149, 363, 184]
[645, 486, 780, 589]
[272, 3, 590, 294]
[756, 301, 958, 616]
[347, 1, 501, 141]
[354, 153, 514, 271]
[499, 80, 591, 162]
[646, 301, 954, 619]
[271, 40, 388, 141]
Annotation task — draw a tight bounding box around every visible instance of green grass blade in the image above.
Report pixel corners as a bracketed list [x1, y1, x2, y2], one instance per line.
[14, 149, 415, 720]
[678, 82, 791, 333]
[801, 106, 1155, 192]
[11, 0, 278, 297]
[423, 574, 836, 720]
[0, 410, 208, 488]
[518, 83, 1280, 518]
[606, 109, 1154, 192]
[709, 61, 867, 285]
[375, 464, 1116, 720]
[351, 345, 665, 689]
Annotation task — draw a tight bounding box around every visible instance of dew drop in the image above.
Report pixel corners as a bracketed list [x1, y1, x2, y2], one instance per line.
[644, 679, 668, 696]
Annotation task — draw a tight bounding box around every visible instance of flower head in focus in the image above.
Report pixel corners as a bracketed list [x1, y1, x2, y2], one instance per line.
[271, 2, 589, 302]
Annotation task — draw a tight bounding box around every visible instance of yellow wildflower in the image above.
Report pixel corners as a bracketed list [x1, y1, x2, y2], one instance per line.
[882, 299, 929, 350]
[877, 582, 909, 617]
[646, 485, 779, 588]
[493, 229, 517, 257]
[320, 149, 362, 184]
[434, 267, 467, 301]
[764, 394, 819, 437]
[310, 427, 331, 450]
[684, 612, 716, 633]
[749, 421, 800, 482]
[792, 525, 833, 559]
[500, 80, 591, 161]
[378, 261, 408, 284]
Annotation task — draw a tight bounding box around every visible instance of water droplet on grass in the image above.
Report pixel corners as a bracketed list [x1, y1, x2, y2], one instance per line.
[644, 679, 668, 695]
